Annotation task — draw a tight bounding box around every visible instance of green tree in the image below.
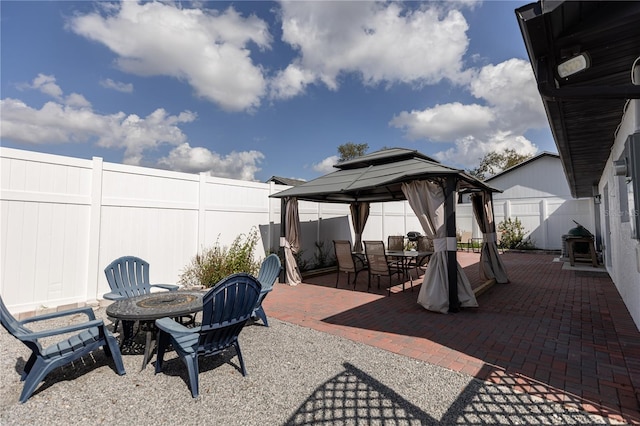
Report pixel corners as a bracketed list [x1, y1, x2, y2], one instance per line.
[338, 142, 369, 162]
[467, 148, 533, 180]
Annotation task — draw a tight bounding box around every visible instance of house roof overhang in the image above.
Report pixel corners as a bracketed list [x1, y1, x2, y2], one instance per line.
[516, 1, 640, 198]
[271, 148, 500, 203]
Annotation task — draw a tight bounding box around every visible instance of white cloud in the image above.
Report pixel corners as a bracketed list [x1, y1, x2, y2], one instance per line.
[29, 74, 64, 99]
[390, 58, 547, 168]
[100, 78, 134, 93]
[20, 74, 92, 108]
[2, 75, 263, 179]
[270, 63, 317, 100]
[65, 93, 92, 108]
[390, 103, 495, 142]
[434, 132, 538, 170]
[68, 2, 271, 112]
[158, 143, 264, 181]
[273, 1, 472, 99]
[0, 96, 196, 166]
[468, 58, 548, 132]
[1, 98, 104, 144]
[99, 108, 197, 166]
[312, 155, 339, 174]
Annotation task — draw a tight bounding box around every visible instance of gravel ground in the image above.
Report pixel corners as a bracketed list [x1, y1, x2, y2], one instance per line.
[0, 307, 619, 425]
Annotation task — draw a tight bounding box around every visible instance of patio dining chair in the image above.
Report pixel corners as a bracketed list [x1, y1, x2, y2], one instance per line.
[363, 241, 404, 295]
[387, 235, 405, 251]
[103, 256, 181, 334]
[155, 273, 261, 398]
[252, 254, 282, 327]
[0, 296, 125, 403]
[333, 240, 368, 289]
[408, 236, 433, 277]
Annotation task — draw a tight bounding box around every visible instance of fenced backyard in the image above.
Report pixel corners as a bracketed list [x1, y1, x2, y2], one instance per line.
[2, 147, 587, 314]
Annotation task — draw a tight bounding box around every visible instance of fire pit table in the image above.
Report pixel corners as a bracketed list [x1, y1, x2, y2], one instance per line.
[106, 291, 203, 370]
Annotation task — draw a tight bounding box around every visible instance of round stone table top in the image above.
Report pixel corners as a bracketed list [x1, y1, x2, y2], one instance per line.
[106, 291, 204, 321]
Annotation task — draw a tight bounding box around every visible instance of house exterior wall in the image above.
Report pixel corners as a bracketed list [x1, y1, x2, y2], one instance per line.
[598, 100, 640, 329]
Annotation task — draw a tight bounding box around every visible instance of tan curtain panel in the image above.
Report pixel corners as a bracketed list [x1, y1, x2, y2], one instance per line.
[471, 192, 509, 284]
[284, 197, 302, 285]
[402, 180, 478, 313]
[349, 202, 370, 253]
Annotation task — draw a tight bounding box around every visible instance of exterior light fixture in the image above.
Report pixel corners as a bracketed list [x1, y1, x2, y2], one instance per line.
[557, 53, 590, 78]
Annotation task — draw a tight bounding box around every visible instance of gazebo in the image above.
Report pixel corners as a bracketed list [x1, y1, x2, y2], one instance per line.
[271, 148, 509, 313]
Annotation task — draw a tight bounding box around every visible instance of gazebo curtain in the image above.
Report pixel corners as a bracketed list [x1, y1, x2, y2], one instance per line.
[401, 180, 478, 313]
[350, 202, 370, 253]
[284, 197, 302, 285]
[471, 191, 509, 284]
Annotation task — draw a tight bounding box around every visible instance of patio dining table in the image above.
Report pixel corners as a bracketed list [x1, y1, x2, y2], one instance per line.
[385, 250, 433, 285]
[106, 291, 204, 370]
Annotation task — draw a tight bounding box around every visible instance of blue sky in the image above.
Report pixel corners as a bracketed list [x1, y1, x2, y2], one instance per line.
[0, 0, 554, 182]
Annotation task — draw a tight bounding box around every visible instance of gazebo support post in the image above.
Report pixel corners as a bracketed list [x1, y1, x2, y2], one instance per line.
[279, 197, 287, 284]
[445, 177, 460, 312]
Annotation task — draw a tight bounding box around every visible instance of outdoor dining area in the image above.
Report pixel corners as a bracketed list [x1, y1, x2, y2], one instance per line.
[272, 148, 510, 314]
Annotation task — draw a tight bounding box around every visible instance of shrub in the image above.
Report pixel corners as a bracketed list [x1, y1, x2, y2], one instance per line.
[313, 241, 336, 269]
[179, 228, 261, 288]
[497, 217, 536, 249]
[294, 249, 310, 272]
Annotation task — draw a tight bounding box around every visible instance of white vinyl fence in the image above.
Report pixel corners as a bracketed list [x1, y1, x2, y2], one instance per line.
[0, 148, 424, 314]
[1, 148, 589, 314]
[456, 198, 594, 251]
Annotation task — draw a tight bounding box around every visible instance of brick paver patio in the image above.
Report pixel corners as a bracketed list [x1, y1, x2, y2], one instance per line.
[264, 251, 640, 424]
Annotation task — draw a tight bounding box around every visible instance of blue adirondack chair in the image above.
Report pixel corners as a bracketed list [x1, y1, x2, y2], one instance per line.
[0, 296, 125, 403]
[155, 273, 261, 398]
[104, 255, 180, 333]
[104, 255, 179, 300]
[252, 254, 281, 327]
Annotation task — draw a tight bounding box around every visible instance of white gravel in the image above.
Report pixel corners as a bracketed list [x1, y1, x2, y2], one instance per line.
[0, 308, 618, 425]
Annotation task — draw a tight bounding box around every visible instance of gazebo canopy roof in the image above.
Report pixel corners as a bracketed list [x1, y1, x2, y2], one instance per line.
[272, 148, 500, 203]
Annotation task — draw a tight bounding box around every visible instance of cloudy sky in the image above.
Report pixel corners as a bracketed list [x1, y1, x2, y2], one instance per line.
[0, 0, 552, 182]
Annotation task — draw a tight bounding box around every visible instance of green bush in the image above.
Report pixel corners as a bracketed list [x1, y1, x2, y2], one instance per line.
[497, 217, 536, 250]
[179, 228, 261, 288]
[313, 241, 336, 269]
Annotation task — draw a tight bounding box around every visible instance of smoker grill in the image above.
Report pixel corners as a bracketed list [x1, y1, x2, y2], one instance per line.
[562, 221, 598, 267]
[407, 231, 422, 242]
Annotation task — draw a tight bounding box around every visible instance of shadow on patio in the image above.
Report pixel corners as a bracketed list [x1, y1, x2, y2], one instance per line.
[284, 362, 608, 425]
[265, 252, 640, 424]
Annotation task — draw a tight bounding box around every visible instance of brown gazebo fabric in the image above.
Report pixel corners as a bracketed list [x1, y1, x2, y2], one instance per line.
[284, 197, 302, 285]
[402, 180, 478, 313]
[471, 191, 509, 284]
[350, 202, 370, 253]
